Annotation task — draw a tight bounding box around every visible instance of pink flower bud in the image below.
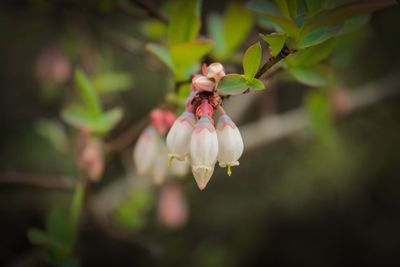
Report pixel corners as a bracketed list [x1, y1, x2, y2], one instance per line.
[190, 117, 218, 190]
[157, 183, 188, 229]
[216, 114, 244, 176]
[206, 63, 225, 82]
[192, 75, 215, 92]
[166, 112, 195, 161]
[133, 126, 159, 175]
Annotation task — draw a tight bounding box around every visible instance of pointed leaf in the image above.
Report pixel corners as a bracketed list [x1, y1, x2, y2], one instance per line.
[146, 43, 175, 72]
[247, 78, 265, 90]
[216, 74, 249, 95]
[74, 69, 101, 116]
[207, 13, 225, 59]
[289, 67, 328, 87]
[168, 0, 201, 45]
[243, 42, 262, 80]
[260, 32, 286, 57]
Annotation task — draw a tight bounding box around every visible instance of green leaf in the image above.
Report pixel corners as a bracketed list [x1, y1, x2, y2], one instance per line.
[260, 32, 287, 57]
[207, 13, 225, 59]
[168, 0, 201, 46]
[47, 209, 73, 247]
[298, 25, 341, 49]
[305, 0, 325, 15]
[287, 0, 297, 19]
[274, 0, 290, 18]
[256, 11, 299, 38]
[61, 105, 122, 135]
[28, 229, 64, 249]
[169, 39, 214, 69]
[289, 67, 328, 87]
[287, 40, 334, 67]
[216, 74, 249, 95]
[70, 183, 84, 231]
[247, 1, 280, 30]
[93, 72, 134, 94]
[146, 43, 175, 72]
[302, 0, 395, 35]
[243, 42, 262, 80]
[139, 20, 166, 40]
[222, 2, 254, 59]
[74, 69, 101, 116]
[247, 78, 265, 90]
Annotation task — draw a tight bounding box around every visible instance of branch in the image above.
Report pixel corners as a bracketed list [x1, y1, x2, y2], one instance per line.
[128, 0, 169, 25]
[0, 172, 74, 190]
[255, 46, 294, 79]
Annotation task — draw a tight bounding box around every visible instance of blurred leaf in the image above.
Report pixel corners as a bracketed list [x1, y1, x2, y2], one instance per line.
[305, 0, 325, 15]
[47, 209, 72, 248]
[222, 2, 254, 59]
[62, 105, 122, 135]
[287, 0, 297, 19]
[93, 72, 134, 94]
[28, 229, 63, 249]
[35, 120, 68, 152]
[339, 14, 370, 35]
[274, 0, 290, 18]
[140, 20, 166, 39]
[247, 78, 265, 90]
[243, 42, 262, 80]
[287, 40, 334, 67]
[289, 67, 328, 87]
[70, 183, 84, 232]
[302, 0, 395, 35]
[115, 189, 154, 230]
[305, 91, 333, 139]
[207, 13, 225, 59]
[169, 39, 214, 70]
[216, 74, 248, 95]
[74, 68, 101, 116]
[260, 32, 286, 57]
[146, 43, 175, 72]
[168, 0, 201, 46]
[298, 24, 341, 49]
[248, 1, 299, 37]
[247, 1, 280, 30]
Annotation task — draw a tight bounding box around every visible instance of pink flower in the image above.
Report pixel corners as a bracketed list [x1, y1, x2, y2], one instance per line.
[133, 126, 159, 175]
[192, 75, 215, 92]
[153, 143, 169, 185]
[166, 111, 195, 161]
[216, 114, 244, 176]
[190, 117, 218, 190]
[206, 63, 225, 82]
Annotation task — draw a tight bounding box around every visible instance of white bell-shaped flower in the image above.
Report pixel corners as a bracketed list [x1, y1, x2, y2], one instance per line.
[190, 116, 218, 190]
[192, 164, 215, 191]
[166, 111, 195, 161]
[133, 126, 158, 175]
[216, 114, 244, 176]
[170, 157, 189, 177]
[153, 143, 169, 185]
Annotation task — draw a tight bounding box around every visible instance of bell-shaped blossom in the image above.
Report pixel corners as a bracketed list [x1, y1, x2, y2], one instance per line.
[206, 63, 225, 82]
[153, 144, 169, 185]
[133, 126, 159, 175]
[166, 111, 195, 161]
[190, 117, 218, 190]
[157, 183, 188, 229]
[192, 164, 215, 191]
[170, 157, 189, 177]
[216, 114, 244, 176]
[192, 75, 215, 92]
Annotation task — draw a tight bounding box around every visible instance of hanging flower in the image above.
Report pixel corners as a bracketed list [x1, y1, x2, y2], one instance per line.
[166, 111, 195, 161]
[190, 116, 218, 190]
[170, 157, 189, 177]
[133, 126, 159, 175]
[153, 143, 169, 185]
[216, 114, 244, 176]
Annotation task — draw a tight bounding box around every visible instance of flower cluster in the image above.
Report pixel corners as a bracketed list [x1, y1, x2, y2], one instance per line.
[167, 63, 244, 190]
[134, 109, 189, 184]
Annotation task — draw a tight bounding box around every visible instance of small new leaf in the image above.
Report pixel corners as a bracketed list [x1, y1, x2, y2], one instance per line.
[243, 42, 262, 80]
[260, 32, 286, 57]
[216, 74, 249, 95]
[247, 78, 265, 90]
[74, 69, 102, 116]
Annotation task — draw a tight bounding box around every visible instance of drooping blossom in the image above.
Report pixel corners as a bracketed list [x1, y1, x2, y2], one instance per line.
[133, 126, 159, 175]
[157, 183, 188, 229]
[216, 114, 244, 176]
[190, 116, 218, 190]
[170, 157, 190, 177]
[166, 111, 195, 161]
[153, 143, 169, 185]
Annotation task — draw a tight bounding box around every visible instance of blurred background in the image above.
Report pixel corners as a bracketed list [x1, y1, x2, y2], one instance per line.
[1, 0, 400, 266]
